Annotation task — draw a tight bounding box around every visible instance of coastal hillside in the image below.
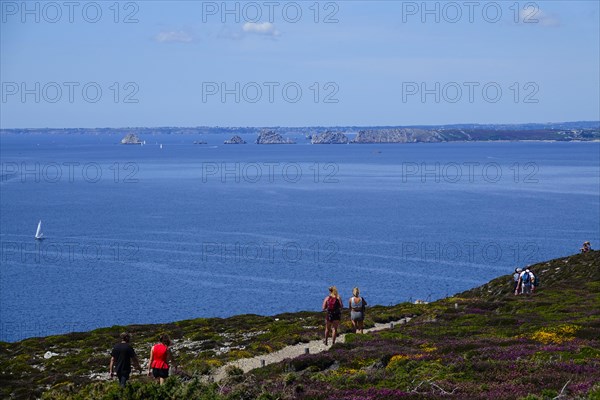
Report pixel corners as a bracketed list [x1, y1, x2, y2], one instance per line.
[2, 251, 599, 399]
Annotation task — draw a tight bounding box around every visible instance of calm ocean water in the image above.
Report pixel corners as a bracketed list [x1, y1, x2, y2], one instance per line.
[1, 134, 599, 341]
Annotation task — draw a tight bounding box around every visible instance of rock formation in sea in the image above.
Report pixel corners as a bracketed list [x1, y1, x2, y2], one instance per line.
[310, 131, 350, 144]
[224, 135, 247, 144]
[351, 128, 443, 143]
[255, 131, 296, 144]
[120, 133, 143, 144]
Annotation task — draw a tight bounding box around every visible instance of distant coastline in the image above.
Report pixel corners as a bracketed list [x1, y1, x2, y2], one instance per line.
[1, 121, 599, 144]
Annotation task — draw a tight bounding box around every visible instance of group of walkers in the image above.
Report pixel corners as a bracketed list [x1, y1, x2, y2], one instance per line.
[512, 241, 594, 296]
[110, 285, 367, 388]
[109, 241, 598, 388]
[581, 241, 592, 253]
[109, 241, 597, 389]
[109, 333, 176, 388]
[322, 286, 368, 346]
[513, 267, 539, 295]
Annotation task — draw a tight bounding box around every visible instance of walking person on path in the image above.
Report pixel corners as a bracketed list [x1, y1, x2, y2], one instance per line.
[349, 287, 367, 334]
[530, 268, 539, 293]
[519, 267, 534, 295]
[148, 334, 177, 385]
[322, 286, 343, 346]
[109, 332, 142, 388]
[513, 268, 522, 295]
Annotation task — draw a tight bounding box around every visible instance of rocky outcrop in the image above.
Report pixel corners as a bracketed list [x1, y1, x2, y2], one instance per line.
[256, 131, 296, 144]
[224, 135, 247, 144]
[311, 131, 350, 144]
[351, 129, 443, 143]
[120, 133, 142, 144]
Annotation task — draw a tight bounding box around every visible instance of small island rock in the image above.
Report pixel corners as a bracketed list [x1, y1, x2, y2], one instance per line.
[311, 131, 350, 144]
[224, 135, 247, 144]
[120, 133, 143, 144]
[256, 131, 296, 144]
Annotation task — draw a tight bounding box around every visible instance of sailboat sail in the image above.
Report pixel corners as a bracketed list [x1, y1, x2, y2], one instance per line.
[35, 220, 44, 240]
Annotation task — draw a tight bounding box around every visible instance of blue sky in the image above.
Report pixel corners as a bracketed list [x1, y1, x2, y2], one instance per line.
[1, 1, 599, 128]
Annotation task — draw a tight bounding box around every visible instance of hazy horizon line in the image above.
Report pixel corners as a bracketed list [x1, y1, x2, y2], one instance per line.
[1, 120, 599, 132]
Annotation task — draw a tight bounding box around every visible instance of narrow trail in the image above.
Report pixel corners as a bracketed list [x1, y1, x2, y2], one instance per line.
[211, 317, 412, 382]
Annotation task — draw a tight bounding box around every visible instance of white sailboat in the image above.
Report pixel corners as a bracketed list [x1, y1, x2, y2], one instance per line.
[160, 143, 163, 149]
[35, 220, 44, 240]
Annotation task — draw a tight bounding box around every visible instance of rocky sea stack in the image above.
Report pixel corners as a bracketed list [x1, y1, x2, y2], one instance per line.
[256, 130, 296, 144]
[352, 128, 443, 143]
[311, 131, 350, 144]
[120, 133, 143, 144]
[224, 135, 247, 144]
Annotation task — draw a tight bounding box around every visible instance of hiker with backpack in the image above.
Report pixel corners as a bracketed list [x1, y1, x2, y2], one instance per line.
[322, 286, 343, 346]
[349, 287, 367, 334]
[519, 267, 534, 295]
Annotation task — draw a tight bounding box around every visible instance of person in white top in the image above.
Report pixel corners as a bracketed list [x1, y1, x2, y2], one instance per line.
[518, 268, 534, 295]
[513, 268, 522, 295]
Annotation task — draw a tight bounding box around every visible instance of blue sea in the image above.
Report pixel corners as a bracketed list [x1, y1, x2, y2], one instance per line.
[1, 134, 599, 342]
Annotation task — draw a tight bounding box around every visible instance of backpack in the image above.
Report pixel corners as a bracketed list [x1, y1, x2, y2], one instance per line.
[326, 296, 340, 312]
[522, 271, 531, 285]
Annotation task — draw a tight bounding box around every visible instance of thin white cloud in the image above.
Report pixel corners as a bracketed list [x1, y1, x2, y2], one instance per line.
[519, 8, 560, 27]
[242, 22, 280, 37]
[155, 30, 194, 43]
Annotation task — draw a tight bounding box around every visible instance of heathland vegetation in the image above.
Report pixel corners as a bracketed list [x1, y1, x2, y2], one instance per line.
[1, 251, 599, 399]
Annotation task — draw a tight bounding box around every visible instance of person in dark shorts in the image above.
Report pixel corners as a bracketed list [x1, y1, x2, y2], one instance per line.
[349, 287, 367, 334]
[148, 334, 176, 385]
[109, 332, 142, 387]
[322, 286, 343, 346]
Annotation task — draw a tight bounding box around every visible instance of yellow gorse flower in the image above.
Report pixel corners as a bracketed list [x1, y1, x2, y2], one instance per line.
[420, 343, 438, 353]
[386, 354, 410, 370]
[531, 325, 580, 344]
